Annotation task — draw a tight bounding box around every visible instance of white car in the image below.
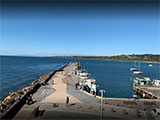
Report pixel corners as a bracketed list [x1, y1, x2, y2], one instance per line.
[151, 108, 160, 120]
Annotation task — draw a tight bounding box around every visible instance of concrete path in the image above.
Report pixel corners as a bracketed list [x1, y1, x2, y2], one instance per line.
[67, 84, 100, 104]
[32, 84, 56, 102]
[42, 71, 81, 103]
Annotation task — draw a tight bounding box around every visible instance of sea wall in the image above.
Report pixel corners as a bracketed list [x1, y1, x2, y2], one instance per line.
[0, 64, 68, 119]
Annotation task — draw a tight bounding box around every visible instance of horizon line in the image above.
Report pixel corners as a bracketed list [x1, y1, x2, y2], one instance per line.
[0, 53, 160, 57]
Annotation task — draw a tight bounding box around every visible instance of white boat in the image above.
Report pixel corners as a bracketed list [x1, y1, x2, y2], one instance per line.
[84, 79, 96, 93]
[79, 74, 88, 80]
[130, 68, 137, 71]
[136, 76, 150, 81]
[152, 79, 160, 86]
[77, 70, 89, 80]
[79, 72, 89, 76]
[133, 71, 143, 75]
[133, 62, 143, 75]
[130, 61, 137, 71]
[77, 70, 89, 76]
[134, 76, 150, 86]
[149, 64, 152, 67]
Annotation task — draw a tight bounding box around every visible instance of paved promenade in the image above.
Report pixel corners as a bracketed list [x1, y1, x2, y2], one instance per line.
[42, 71, 81, 103]
[13, 62, 158, 120]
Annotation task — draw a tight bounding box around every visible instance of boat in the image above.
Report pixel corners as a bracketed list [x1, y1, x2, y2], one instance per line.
[130, 68, 137, 71]
[133, 70, 143, 75]
[77, 69, 97, 94]
[79, 74, 88, 80]
[78, 70, 90, 80]
[77, 70, 89, 76]
[134, 76, 150, 86]
[152, 79, 160, 86]
[79, 72, 89, 76]
[136, 76, 150, 81]
[130, 61, 138, 71]
[149, 64, 152, 67]
[84, 79, 97, 93]
[132, 62, 143, 75]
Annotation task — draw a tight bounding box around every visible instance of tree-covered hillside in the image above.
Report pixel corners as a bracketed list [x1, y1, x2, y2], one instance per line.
[53, 54, 160, 62]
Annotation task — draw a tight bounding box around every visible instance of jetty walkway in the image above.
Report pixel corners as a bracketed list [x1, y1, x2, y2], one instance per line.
[135, 86, 160, 99]
[1, 62, 159, 119]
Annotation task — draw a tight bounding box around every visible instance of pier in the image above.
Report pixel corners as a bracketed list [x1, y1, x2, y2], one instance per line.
[132, 76, 160, 99]
[0, 62, 160, 119]
[135, 86, 160, 99]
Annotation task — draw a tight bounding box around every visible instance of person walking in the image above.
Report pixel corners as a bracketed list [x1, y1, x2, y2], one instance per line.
[93, 90, 96, 98]
[75, 83, 78, 89]
[27, 94, 33, 105]
[65, 96, 69, 106]
[52, 80, 54, 85]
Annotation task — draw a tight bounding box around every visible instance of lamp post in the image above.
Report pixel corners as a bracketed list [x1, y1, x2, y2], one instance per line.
[100, 89, 105, 120]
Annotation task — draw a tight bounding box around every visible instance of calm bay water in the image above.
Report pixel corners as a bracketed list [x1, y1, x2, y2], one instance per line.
[0, 56, 159, 100]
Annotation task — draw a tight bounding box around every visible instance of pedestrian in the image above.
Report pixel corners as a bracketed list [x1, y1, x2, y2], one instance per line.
[93, 90, 96, 98]
[28, 96, 31, 105]
[65, 96, 69, 106]
[75, 83, 78, 89]
[77, 82, 79, 86]
[27, 94, 33, 105]
[30, 94, 33, 103]
[52, 80, 54, 85]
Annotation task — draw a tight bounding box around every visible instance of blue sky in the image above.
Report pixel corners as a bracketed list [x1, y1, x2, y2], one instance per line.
[1, 1, 159, 56]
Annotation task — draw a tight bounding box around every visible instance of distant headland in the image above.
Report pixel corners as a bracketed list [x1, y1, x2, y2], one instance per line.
[51, 54, 160, 63]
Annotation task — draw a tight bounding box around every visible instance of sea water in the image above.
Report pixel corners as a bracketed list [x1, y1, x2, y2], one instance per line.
[0, 56, 159, 100]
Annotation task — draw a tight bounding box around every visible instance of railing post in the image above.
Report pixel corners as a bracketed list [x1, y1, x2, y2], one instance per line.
[100, 90, 105, 120]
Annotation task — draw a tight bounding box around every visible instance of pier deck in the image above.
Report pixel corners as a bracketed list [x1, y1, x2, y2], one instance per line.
[2, 62, 159, 120]
[41, 71, 81, 103]
[135, 86, 160, 99]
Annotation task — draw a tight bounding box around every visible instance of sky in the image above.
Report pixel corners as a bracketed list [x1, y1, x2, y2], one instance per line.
[1, 1, 159, 56]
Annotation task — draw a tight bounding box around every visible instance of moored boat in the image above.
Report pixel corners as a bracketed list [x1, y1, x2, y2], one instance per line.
[130, 67, 137, 71]
[134, 76, 150, 86]
[83, 79, 96, 93]
[152, 79, 160, 86]
[133, 70, 143, 75]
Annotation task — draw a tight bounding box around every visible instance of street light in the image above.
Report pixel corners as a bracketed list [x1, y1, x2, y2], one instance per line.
[100, 89, 105, 120]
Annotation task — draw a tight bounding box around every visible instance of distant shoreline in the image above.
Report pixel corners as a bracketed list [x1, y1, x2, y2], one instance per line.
[1, 54, 160, 63]
[51, 56, 160, 64]
[91, 58, 159, 63]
